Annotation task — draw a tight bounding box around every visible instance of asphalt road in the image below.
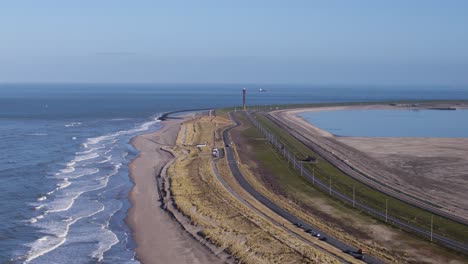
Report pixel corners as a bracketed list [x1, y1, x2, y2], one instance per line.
[222, 112, 384, 264]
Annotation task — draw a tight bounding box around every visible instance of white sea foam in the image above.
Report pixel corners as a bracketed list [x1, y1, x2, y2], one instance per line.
[37, 196, 47, 202]
[24, 117, 161, 262]
[97, 155, 112, 164]
[87, 135, 114, 145]
[55, 168, 99, 180]
[56, 181, 71, 190]
[103, 146, 116, 155]
[25, 133, 48, 136]
[25, 203, 105, 263]
[76, 147, 99, 155]
[46, 173, 110, 214]
[57, 166, 75, 175]
[73, 152, 100, 162]
[64, 122, 82, 127]
[91, 224, 119, 262]
[45, 192, 82, 214]
[85, 117, 160, 147]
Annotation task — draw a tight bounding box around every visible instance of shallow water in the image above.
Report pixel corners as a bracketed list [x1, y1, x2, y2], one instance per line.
[299, 109, 468, 138]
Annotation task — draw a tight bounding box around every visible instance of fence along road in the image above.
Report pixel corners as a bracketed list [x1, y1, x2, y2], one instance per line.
[266, 110, 468, 227]
[245, 111, 468, 254]
[223, 111, 385, 264]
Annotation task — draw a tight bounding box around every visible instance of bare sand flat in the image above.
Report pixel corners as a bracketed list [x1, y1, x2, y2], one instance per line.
[275, 104, 468, 220]
[336, 137, 468, 217]
[126, 118, 223, 264]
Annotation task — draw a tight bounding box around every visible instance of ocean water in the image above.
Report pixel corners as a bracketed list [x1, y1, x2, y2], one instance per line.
[299, 109, 468, 138]
[0, 84, 467, 263]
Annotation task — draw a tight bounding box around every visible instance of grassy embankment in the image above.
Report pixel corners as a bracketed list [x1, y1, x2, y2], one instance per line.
[168, 115, 340, 264]
[251, 111, 468, 245]
[228, 111, 468, 263]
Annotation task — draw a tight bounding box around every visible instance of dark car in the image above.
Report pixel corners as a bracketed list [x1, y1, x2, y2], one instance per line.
[294, 222, 303, 228]
[319, 236, 327, 241]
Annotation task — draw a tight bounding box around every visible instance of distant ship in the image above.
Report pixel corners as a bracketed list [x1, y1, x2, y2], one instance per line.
[259, 88, 268, 92]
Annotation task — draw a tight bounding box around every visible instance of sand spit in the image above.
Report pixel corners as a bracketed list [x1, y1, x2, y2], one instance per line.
[126, 117, 224, 264]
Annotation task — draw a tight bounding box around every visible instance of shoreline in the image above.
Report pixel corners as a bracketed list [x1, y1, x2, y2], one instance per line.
[125, 114, 224, 264]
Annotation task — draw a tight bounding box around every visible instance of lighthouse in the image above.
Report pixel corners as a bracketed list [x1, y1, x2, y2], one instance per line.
[242, 88, 246, 111]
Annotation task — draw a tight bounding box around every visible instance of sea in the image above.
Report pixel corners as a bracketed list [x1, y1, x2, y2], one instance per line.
[0, 83, 467, 263]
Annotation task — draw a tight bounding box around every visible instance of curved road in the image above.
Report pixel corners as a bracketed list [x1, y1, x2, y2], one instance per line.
[222, 112, 384, 264]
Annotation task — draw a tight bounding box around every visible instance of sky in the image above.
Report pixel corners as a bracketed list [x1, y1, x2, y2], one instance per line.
[1, 0, 467, 86]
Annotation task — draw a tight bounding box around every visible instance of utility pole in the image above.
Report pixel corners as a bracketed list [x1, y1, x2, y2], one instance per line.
[353, 186, 355, 207]
[385, 199, 388, 223]
[312, 167, 315, 184]
[430, 214, 434, 242]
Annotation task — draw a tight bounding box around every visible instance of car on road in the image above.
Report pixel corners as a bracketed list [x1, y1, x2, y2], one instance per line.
[312, 233, 327, 241]
[294, 222, 303, 228]
[344, 249, 365, 260]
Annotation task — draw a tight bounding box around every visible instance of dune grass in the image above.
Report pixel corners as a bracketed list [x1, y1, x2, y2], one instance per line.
[168, 115, 340, 264]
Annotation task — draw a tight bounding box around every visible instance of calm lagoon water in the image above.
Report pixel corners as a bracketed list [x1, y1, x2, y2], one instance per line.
[299, 109, 468, 138]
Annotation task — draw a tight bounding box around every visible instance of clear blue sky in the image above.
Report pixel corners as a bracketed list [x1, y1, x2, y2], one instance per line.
[1, 0, 467, 85]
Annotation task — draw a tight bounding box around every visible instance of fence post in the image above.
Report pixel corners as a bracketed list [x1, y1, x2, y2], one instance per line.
[312, 167, 315, 184]
[431, 214, 434, 242]
[385, 199, 388, 223]
[353, 186, 355, 207]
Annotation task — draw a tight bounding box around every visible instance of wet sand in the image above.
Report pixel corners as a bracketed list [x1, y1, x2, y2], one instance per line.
[126, 117, 223, 264]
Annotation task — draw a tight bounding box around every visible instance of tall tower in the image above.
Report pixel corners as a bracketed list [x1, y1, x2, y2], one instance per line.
[242, 88, 246, 110]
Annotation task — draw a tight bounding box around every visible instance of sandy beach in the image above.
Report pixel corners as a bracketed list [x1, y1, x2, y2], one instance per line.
[126, 117, 223, 264]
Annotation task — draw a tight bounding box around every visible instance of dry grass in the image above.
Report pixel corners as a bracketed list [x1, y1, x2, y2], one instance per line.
[168, 116, 340, 264]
